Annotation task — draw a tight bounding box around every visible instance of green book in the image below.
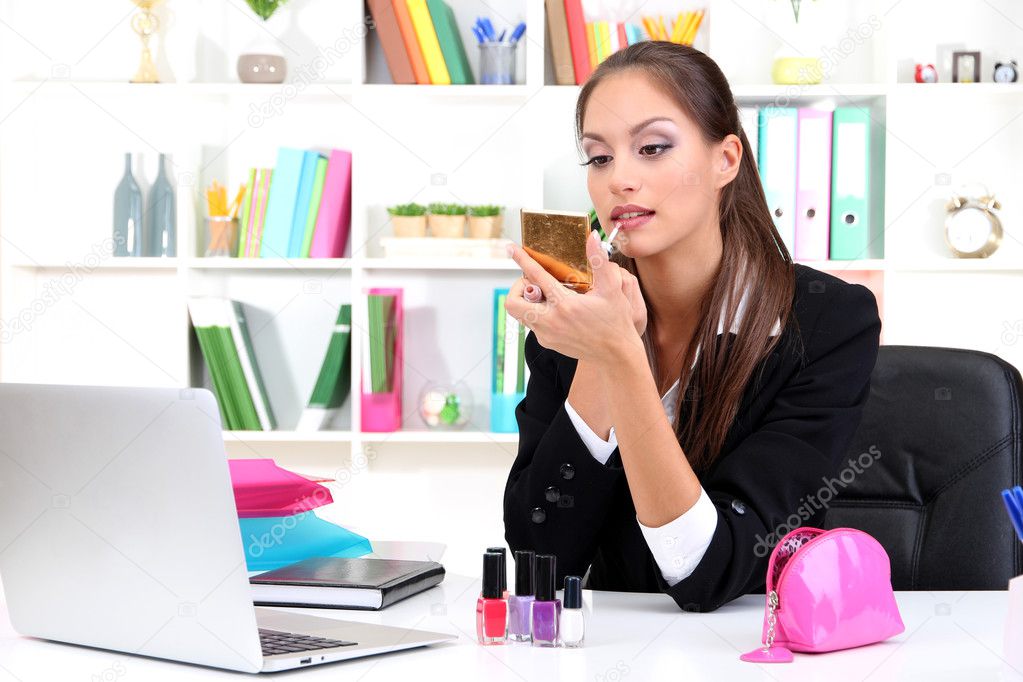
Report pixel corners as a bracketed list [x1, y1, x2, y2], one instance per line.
[367, 294, 396, 393]
[494, 290, 506, 393]
[297, 304, 352, 431]
[301, 157, 329, 258]
[426, 0, 475, 85]
[236, 168, 256, 259]
[188, 297, 275, 432]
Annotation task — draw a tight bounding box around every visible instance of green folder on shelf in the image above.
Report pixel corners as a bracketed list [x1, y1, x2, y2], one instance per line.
[187, 297, 276, 431]
[366, 293, 397, 394]
[296, 304, 353, 431]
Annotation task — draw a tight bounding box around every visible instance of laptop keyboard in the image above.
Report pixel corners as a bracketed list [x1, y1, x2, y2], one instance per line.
[258, 628, 358, 657]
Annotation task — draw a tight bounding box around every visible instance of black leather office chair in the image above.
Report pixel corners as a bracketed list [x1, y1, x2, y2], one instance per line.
[824, 345, 1023, 590]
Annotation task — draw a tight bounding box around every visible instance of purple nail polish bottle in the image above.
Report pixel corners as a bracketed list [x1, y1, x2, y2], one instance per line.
[531, 554, 561, 647]
[508, 550, 535, 641]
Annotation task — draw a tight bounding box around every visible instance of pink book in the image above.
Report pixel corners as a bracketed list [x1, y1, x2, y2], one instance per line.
[794, 108, 833, 261]
[309, 149, 353, 258]
[228, 458, 334, 517]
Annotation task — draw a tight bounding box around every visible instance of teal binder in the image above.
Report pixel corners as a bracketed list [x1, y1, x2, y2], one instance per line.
[288, 151, 324, 258]
[261, 147, 307, 258]
[758, 107, 798, 257]
[830, 107, 885, 260]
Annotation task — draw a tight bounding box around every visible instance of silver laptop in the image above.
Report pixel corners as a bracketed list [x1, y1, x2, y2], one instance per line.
[0, 383, 455, 673]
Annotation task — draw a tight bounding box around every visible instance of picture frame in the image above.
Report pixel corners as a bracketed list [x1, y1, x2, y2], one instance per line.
[952, 50, 981, 83]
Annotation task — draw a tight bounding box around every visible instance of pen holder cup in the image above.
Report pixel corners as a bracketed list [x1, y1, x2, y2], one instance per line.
[491, 391, 525, 432]
[1005, 575, 1023, 670]
[479, 42, 517, 85]
[205, 216, 239, 257]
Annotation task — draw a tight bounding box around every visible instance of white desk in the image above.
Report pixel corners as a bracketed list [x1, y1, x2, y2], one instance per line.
[0, 576, 1019, 681]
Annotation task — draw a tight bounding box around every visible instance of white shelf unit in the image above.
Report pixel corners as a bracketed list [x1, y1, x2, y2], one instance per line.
[1, 0, 1022, 575]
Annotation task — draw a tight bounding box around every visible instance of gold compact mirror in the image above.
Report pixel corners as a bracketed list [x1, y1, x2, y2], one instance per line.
[519, 209, 593, 292]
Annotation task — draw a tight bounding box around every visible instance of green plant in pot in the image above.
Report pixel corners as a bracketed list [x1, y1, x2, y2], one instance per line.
[771, 0, 823, 85]
[427, 203, 467, 239]
[467, 205, 504, 239]
[237, 0, 289, 84]
[387, 203, 428, 238]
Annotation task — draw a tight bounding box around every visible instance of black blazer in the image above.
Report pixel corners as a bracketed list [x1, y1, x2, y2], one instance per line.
[503, 264, 882, 612]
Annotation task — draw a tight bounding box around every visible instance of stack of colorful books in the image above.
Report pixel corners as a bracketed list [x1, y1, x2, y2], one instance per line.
[367, 0, 475, 85]
[235, 148, 352, 259]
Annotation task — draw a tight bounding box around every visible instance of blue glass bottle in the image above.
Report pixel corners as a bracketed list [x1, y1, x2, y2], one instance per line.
[145, 153, 176, 256]
[112, 153, 142, 256]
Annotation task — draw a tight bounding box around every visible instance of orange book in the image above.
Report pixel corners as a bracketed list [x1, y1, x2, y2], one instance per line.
[391, 0, 430, 84]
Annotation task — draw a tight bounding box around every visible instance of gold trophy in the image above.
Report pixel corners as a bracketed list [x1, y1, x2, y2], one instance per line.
[130, 0, 162, 83]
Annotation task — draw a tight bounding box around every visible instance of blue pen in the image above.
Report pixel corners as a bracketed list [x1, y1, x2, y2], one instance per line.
[471, 25, 485, 44]
[510, 22, 526, 45]
[482, 17, 496, 41]
[498, 29, 506, 42]
[1002, 489, 1023, 542]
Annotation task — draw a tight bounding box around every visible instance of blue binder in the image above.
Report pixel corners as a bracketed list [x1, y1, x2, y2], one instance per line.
[758, 107, 798, 257]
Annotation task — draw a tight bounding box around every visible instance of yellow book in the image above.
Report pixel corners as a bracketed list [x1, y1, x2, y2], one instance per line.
[405, 0, 450, 85]
[598, 21, 611, 63]
[585, 21, 597, 69]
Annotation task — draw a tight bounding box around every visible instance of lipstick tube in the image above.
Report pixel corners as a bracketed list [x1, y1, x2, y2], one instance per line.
[476, 552, 507, 645]
[531, 554, 561, 647]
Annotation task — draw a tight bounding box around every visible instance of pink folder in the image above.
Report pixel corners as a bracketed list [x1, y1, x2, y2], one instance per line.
[228, 458, 334, 517]
[361, 287, 403, 432]
[309, 149, 352, 258]
[794, 108, 834, 261]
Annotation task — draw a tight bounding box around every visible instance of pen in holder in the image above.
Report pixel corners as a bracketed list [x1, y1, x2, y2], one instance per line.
[480, 42, 517, 85]
[205, 216, 239, 257]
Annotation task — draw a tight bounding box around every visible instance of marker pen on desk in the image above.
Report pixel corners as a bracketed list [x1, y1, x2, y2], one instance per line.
[531, 554, 561, 647]
[508, 550, 535, 641]
[477, 552, 507, 645]
[560, 576, 584, 647]
[486, 546, 509, 598]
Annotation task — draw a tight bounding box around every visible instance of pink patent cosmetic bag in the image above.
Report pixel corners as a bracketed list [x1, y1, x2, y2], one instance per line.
[740, 526, 905, 663]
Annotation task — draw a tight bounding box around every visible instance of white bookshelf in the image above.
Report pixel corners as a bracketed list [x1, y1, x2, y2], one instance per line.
[1, 0, 1021, 575]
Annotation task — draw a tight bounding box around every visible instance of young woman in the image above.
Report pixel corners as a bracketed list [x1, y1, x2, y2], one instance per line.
[502, 41, 881, 612]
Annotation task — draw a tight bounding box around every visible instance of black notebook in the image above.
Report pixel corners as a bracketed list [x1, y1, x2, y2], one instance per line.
[249, 557, 445, 610]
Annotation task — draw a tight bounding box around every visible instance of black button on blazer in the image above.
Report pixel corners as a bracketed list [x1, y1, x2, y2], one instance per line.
[503, 264, 882, 612]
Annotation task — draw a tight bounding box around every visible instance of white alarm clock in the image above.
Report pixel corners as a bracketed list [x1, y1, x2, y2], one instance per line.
[994, 60, 1019, 83]
[944, 186, 1003, 258]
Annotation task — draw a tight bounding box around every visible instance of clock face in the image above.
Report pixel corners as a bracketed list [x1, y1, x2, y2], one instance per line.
[947, 207, 993, 254]
[995, 64, 1017, 83]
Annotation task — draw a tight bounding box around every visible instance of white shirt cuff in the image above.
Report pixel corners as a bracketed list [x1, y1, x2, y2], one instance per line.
[637, 486, 718, 586]
[564, 398, 618, 465]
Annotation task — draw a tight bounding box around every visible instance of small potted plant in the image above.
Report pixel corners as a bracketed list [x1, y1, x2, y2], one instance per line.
[387, 203, 428, 237]
[467, 205, 504, 238]
[238, 0, 290, 84]
[427, 203, 467, 238]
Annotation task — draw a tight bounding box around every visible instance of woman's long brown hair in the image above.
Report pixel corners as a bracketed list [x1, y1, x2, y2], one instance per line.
[576, 41, 798, 474]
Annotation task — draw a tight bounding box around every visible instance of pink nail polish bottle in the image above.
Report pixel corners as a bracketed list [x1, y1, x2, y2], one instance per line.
[476, 552, 507, 645]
